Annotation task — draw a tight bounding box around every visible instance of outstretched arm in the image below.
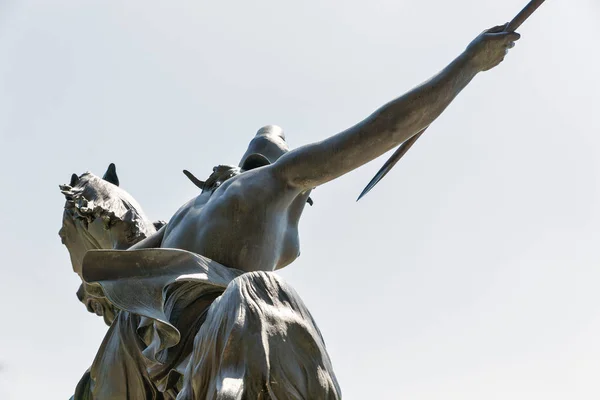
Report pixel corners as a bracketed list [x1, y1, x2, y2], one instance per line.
[272, 25, 520, 190]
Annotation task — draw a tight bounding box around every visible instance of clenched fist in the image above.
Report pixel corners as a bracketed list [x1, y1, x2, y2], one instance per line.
[466, 24, 521, 72]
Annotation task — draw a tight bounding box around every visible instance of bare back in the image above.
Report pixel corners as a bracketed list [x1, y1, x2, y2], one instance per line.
[161, 167, 311, 272]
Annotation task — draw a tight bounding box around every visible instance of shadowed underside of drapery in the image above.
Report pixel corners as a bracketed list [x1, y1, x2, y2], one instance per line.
[77, 249, 341, 400]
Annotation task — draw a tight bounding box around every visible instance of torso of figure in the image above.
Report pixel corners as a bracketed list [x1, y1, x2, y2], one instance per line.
[161, 167, 311, 272]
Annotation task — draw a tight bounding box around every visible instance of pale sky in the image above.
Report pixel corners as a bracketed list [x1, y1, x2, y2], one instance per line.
[1, 0, 600, 399]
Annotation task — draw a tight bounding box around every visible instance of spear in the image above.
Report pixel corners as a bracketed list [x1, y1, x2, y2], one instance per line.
[357, 0, 547, 201]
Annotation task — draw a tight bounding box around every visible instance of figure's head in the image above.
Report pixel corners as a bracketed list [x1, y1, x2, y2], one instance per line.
[238, 125, 289, 170]
[58, 163, 158, 277]
[182, 125, 288, 193]
[182, 125, 313, 204]
[59, 163, 159, 325]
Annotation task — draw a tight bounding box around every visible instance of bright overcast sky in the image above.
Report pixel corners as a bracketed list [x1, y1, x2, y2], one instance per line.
[1, 0, 599, 399]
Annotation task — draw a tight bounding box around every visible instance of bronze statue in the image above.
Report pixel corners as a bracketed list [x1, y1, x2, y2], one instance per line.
[61, 20, 526, 400]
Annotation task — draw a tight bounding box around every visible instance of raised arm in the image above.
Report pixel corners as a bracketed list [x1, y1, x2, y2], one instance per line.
[272, 25, 520, 190]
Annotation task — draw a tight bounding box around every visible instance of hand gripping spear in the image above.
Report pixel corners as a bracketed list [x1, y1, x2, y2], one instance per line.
[356, 0, 547, 201]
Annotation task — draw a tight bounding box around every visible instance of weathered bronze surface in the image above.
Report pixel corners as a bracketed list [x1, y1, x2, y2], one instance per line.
[358, 0, 546, 200]
[61, 23, 520, 400]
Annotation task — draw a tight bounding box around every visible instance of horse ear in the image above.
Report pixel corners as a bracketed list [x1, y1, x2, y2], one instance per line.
[103, 163, 120, 186]
[70, 173, 79, 187]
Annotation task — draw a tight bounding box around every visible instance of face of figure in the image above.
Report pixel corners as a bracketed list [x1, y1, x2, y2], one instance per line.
[59, 165, 157, 276]
[239, 125, 289, 170]
[59, 165, 158, 325]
